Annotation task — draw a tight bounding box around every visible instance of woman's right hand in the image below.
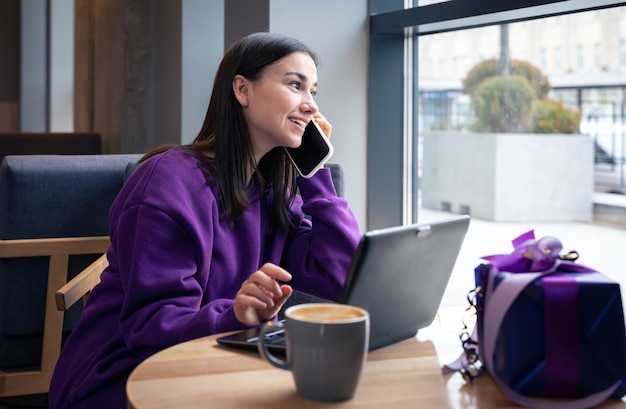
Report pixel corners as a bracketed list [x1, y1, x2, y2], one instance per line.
[313, 113, 332, 139]
[234, 263, 293, 325]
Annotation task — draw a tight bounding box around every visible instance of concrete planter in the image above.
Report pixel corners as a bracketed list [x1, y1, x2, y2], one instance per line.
[421, 131, 594, 222]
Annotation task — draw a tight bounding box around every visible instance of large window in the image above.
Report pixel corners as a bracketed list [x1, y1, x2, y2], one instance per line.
[368, 1, 626, 311]
[417, 8, 626, 223]
[368, 0, 626, 228]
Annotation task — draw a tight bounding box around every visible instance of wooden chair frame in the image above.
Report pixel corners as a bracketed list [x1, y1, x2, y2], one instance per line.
[0, 236, 110, 397]
[55, 253, 108, 313]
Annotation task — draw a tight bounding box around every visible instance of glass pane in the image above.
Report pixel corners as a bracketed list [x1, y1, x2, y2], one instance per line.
[417, 8, 626, 208]
[415, 7, 626, 307]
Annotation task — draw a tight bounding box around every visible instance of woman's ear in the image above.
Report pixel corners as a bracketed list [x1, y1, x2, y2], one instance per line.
[233, 75, 250, 107]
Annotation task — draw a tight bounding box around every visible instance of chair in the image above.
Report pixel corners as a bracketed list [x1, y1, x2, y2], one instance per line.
[324, 163, 345, 198]
[0, 153, 141, 398]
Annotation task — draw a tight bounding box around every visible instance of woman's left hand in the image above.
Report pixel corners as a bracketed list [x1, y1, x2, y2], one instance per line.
[233, 263, 293, 325]
[313, 113, 332, 139]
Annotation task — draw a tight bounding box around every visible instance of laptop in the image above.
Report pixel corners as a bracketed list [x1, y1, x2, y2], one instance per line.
[217, 215, 470, 352]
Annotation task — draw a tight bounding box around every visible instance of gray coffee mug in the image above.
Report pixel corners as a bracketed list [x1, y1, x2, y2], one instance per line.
[257, 303, 369, 402]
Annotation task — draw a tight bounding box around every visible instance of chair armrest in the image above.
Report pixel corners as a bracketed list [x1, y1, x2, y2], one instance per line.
[0, 236, 110, 258]
[55, 254, 108, 311]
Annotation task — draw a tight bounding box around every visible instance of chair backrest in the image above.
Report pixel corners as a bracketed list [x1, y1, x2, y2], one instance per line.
[0, 154, 142, 373]
[324, 163, 345, 198]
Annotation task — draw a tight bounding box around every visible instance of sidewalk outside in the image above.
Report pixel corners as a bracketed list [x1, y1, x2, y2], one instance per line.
[418, 207, 626, 312]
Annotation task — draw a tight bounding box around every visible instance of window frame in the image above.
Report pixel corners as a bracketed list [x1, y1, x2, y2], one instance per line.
[367, 0, 626, 229]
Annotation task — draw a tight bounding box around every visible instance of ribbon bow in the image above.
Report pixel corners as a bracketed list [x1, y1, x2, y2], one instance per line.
[482, 230, 594, 274]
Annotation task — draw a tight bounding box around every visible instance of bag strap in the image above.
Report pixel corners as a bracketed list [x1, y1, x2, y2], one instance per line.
[482, 270, 621, 409]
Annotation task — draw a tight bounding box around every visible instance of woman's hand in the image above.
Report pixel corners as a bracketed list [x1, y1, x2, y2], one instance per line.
[234, 263, 293, 325]
[313, 113, 332, 139]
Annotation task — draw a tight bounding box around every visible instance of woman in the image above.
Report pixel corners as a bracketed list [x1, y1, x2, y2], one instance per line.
[49, 32, 361, 408]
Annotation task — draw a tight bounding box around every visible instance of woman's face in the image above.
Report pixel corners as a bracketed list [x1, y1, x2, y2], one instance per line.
[233, 51, 319, 161]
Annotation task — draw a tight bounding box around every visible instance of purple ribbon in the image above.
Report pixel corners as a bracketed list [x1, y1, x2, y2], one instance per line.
[483, 231, 593, 274]
[543, 273, 581, 397]
[481, 230, 595, 397]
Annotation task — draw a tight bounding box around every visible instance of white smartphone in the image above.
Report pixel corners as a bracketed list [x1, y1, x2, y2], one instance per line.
[285, 120, 334, 178]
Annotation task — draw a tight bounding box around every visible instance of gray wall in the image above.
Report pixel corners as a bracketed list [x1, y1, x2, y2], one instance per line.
[20, 0, 74, 132]
[20, 0, 48, 131]
[49, 0, 74, 131]
[181, 1, 224, 144]
[269, 0, 369, 231]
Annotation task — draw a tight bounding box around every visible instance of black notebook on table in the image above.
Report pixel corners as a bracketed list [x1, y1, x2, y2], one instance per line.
[217, 215, 470, 352]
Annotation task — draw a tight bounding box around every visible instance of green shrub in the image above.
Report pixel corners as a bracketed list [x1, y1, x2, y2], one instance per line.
[528, 100, 582, 134]
[511, 60, 551, 99]
[463, 58, 551, 99]
[463, 59, 499, 96]
[472, 76, 534, 133]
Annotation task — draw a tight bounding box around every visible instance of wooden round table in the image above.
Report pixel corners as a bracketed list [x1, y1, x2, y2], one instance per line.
[126, 311, 626, 409]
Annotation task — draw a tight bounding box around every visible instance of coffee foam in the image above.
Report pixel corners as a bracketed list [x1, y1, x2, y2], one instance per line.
[287, 304, 367, 323]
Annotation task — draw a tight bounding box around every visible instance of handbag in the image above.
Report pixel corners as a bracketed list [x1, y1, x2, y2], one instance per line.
[444, 230, 626, 409]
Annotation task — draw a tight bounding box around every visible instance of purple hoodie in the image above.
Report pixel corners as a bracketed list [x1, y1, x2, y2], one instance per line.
[49, 148, 361, 408]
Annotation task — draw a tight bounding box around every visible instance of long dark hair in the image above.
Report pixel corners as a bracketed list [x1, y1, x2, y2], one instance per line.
[142, 32, 319, 234]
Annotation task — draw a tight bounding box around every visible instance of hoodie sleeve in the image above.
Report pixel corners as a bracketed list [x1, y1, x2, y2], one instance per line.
[105, 152, 254, 359]
[281, 167, 362, 301]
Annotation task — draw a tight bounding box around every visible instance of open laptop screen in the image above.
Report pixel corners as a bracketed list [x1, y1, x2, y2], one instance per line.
[217, 215, 470, 352]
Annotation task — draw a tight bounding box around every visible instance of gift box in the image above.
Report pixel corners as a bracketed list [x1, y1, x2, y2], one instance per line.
[475, 231, 626, 401]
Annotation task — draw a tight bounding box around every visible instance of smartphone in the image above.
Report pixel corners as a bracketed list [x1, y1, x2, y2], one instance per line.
[285, 120, 334, 178]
